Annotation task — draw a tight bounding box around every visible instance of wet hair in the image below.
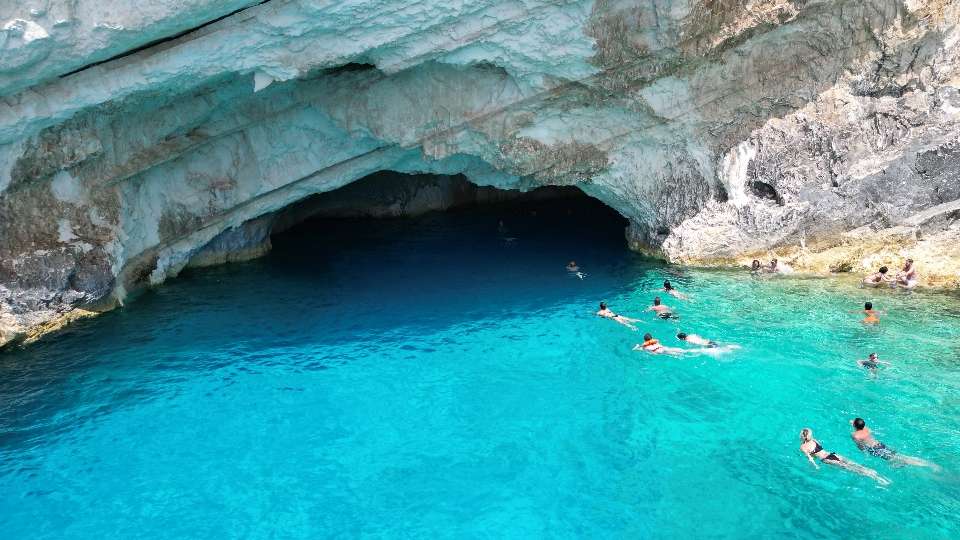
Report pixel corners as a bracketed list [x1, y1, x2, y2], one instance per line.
[869, 352, 877, 359]
[799, 428, 812, 441]
[643, 333, 653, 341]
[654, 297, 662, 306]
[677, 332, 687, 340]
[663, 280, 673, 290]
[599, 302, 607, 310]
[879, 266, 888, 273]
[751, 260, 761, 269]
[853, 418, 866, 430]
[907, 258, 914, 264]
[865, 301, 873, 310]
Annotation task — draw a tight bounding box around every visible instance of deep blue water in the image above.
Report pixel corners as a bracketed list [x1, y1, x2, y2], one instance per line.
[2, 196, 960, 539]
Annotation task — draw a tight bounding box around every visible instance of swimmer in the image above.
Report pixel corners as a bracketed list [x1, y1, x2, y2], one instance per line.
[497, 220, 508, 234]
[596, 302, 641, 330]
[646, 297, 676, 319]
[662, 280, 689, 300]
[566, 260, 580, 272]
[851, 418, 939, 471]
[893, 258, 918, 288]
[858, 301, 884, 324]
[676, 332, 718, 348]
[633, 333, 687, 355]
[799, 428, 889, 485]
[857, 352, 890, 375]
[751, 259, 763, 274]
[862, 266, 891, 288]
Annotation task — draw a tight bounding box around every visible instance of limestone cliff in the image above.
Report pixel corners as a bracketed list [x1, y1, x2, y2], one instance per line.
[1, 0, 959, 346]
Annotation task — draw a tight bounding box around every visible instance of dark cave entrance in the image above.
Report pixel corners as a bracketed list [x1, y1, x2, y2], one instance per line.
[266, 171, 630, 268]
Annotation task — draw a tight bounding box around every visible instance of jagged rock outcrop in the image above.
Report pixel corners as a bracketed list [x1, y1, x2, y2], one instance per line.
[2, 0, 959, 346]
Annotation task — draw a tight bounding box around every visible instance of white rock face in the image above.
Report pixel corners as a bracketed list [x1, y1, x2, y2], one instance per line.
[1, 0, 960, 345]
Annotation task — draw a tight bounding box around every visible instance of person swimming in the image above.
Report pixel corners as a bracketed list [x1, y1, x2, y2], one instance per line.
[857, 352, 889, 374]
[596, 302, 641, 330]
[662, 280, 689, 300]
[633, 333, 686, 355]
[894, 258, 918, 288]
[860, 301, 883, 324]
[851, 418, 939, 470]
[862, 266, 891, 288]
[798, 428, 889, 485]
[751, 259, 763, 274]
[647, 297, 676, 319]
[676, 332, 718, 348]
[566, 260, 580, 272]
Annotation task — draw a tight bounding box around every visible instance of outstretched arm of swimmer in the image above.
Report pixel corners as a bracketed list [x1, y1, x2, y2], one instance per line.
[802, 449, 819, 470]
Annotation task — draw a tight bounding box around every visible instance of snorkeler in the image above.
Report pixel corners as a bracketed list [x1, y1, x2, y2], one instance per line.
[633, 333, 686, 355]
[862, 266, 891, 287]
[646, 297, 675, 319]
[894, 258, 918, 288]
[798, 428, 889, 485]
[857, 352, 890, 374]
[851, 418, 939, 471]
[597, 302, 641, 330]
[676, 332, 718, 347]
[662, 280, 689, 300]
[859, 301, 884, 324]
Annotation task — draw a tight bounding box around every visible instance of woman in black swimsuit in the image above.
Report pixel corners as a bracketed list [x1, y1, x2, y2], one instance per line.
[799, 428, 889, 485]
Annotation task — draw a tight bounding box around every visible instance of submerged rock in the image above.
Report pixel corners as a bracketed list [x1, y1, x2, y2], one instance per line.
[1, 0, 960, 346]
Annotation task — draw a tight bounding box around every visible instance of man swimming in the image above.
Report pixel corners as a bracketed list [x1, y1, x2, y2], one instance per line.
[566, 260, 580, 272]
[857, 352, 889, 374]
[850, 418, 939, 470]
[894, 258, 918, 288]
[633, 333, 686, 355]
[676, 332, 718, 347]
[799, 428, 889, 485]
[862, 266, 891, 287]
[646, 297, 675, 319]
[751, 260, 763, 274]
[662, 280, 689, 300]
[596, 302, 641, 330]
[860, 301, 883, 324]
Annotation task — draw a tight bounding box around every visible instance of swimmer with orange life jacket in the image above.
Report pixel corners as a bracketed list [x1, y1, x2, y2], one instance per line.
[858, 301, 885, 324]
[633, 333, 686, 355]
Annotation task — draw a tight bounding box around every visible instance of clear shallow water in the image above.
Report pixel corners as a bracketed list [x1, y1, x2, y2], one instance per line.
[2, 197, 960, 539]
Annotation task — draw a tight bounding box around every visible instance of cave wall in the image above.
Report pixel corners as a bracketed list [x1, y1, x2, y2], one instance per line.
[2, 0, 960, 345]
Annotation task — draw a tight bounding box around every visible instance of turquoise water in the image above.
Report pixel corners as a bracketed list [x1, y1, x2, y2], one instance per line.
[2, 196, 960, 539]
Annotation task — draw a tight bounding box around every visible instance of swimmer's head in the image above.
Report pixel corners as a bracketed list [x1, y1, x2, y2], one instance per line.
[865, 301, 873, 310]
[663, 280, 672, 290]
[799, 428, 812, 442]
[869, 352, 877, 360]
[771, 258, 778, 265]
[853, 418, 866, 430]
[751, 260, 761, 270]
[568, 260, 576, 266]
[599, 302, 607, 310]
[677, 332, 687, 341]
[653, 297, 661, 306]
[643, 333, 653, 342]
[879, 266, 888, 274]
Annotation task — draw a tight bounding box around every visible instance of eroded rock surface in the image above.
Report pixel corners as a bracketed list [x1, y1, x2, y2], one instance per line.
[1, 0, 960, 346]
